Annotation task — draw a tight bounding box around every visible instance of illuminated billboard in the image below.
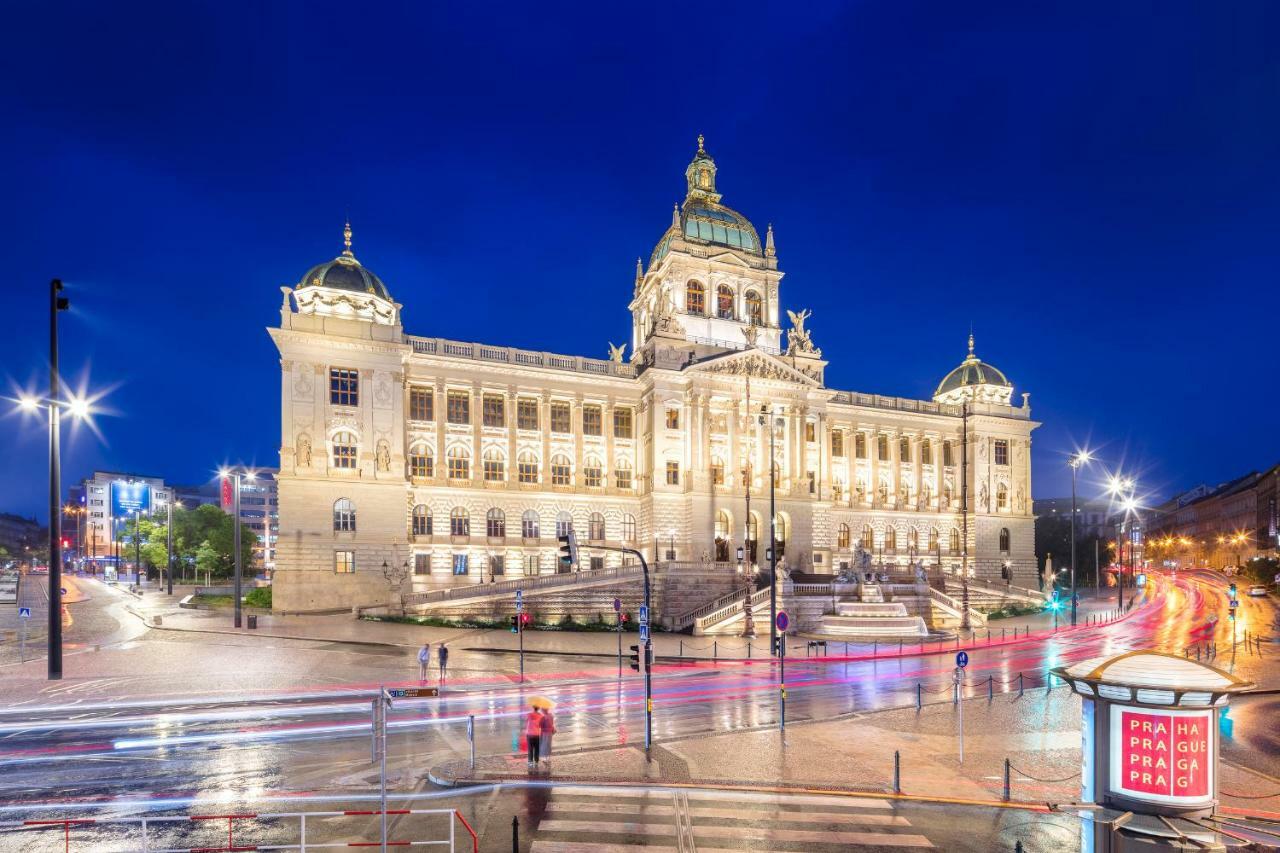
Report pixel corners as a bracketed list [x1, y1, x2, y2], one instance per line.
[110, 481, 152, 517]
[1108, 705, 1213, 807]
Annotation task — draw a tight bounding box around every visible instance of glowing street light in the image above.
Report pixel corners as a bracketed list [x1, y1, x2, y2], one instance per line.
[218, 466, 257, 628]
[1068, 448, 1093, 626]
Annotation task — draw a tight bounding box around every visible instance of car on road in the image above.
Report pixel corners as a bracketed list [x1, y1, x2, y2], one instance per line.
[1248, 585, 1268, 597]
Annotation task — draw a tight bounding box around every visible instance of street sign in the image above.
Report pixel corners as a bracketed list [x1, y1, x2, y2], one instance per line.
[60, 588, 67, 595]
[466, 716, 474, 741]
[956, 650, 969, 668]
[613, 597, 621, 612]
[639, 624, 650, 641]
[17, 607, 30, 619]
[1229, 599, 1239, 610]
[639, 605, 649, 624]
[386, 687, 439, 699]
[515, 589, 523, 603]
[776, 611, 789, 632]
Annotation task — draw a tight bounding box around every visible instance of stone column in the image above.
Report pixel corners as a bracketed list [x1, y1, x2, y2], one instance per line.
[506, 387, 518, 483]
[540, 391, 553, 488]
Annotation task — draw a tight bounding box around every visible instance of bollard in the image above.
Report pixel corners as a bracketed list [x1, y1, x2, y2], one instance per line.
[747, 640, 752, 658]
[1196, 646, 1201, 661]
[893, 749, 901, 794]
[873, 640, 878, 657]
[916, 682, 922, 711]
[680, 639, 684, 657]
[1018, 672, 1024, 696]
[1046, 672, 1053, 694]
[899, 639, 903, 656]
[713, 640, 718, 661]
[953, 679, 959, 706]
[1015, 842, 1024, 853]
[844, 641, 849, 655]
[512, 815, 520, 853]
[955, 635, 960, 649]
[1002, 628, 1006, 641]
[988, 674, 993, 701]
[1003, 757, 1011, 802]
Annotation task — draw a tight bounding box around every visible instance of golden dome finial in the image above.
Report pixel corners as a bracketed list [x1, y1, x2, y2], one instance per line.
[342, 220, 354, 258]
[697, 133, 705, 154]
[968, 332, 975, 356]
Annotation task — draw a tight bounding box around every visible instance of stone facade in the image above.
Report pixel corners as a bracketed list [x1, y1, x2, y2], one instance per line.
[268, 139, 1039, 614]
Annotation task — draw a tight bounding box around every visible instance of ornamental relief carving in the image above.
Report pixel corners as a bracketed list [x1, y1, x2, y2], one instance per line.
[704, 354, 802, 383]
[293, 362, 314, 402]
[327, 414, 360, 434]
[373, 372, 393, 409]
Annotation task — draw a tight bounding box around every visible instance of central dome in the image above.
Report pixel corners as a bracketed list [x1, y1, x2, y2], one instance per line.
[649, 135, 763, 267]
[297, 222, 391, 302]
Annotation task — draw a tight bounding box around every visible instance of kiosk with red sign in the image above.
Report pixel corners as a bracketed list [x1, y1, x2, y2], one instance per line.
[1053, 650, 1254, 850]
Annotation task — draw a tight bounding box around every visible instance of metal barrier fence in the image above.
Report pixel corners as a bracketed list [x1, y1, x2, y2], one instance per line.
[0, 807, 478, 853]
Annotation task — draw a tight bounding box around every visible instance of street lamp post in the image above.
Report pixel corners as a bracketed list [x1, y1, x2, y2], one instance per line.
[219, 468, 255, 629]
[1069, 450, 1092, 626]
[166, 499, 179, 596]
[759, 405, 779, 657]
[47, 278, 69, 680]
[133, 509, 142, 587]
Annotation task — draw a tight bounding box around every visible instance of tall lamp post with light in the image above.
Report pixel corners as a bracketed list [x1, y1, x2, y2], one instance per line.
[1107, 475, 1137, 609]
[1069, 449, 1093, 626]
[758, 404, 780, 656]
[218, 467, 256, 628]
[166, 499, 182, 596]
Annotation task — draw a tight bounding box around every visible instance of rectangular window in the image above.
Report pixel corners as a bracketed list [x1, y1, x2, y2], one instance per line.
[805, 422, 816, 443]
[518, 456, 538, 484]
[855, 433, 867, 459]
[807, 471, 816, 494]
[665, 408, 680, 430]
[409, 387, 433, 421]
[334, 550, 355, 574]
[483, 455, 504, 481]
[329, 368, 359, 407]
[900, 438, 912, 464]
[665, 461, 680, 486]
[517, 399, 538, 430]
[921, 440, 932, 465]
[490, 555, 505, 576]
[413, 553, 431, 575]
[831, 431, 845, 458]
[482, 395, 505, 428]
[452, 554, 469, 575]
[615, 466, 632, 490]
[523, 554, 540, 576]
[551, 459, 571, 486]
[582, 404, 602, 436]
[550, 402, 571, 433]
[613, 408, 633, 439]
[994, 440, 1009, 466]
[710, 462, 725, 486]
[589, 556, 605, 571]
[877, 435, 889, 460]
[447, 391, 470, 425]
[944, 441, 954, 467]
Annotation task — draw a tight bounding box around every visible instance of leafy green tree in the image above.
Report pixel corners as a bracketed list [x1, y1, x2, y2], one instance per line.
[169, 505, 256, 579]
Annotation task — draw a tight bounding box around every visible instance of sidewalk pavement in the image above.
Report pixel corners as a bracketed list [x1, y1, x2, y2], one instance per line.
[428, 684, 1280, 816]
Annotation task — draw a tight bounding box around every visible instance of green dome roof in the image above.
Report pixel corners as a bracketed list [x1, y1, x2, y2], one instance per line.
[297, 223, 391, 302]
[935, 335, 1012, 397]
[649, 136, 762, 266]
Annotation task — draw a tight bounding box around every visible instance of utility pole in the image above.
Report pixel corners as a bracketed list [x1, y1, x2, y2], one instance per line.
[48, 278, 68, 681]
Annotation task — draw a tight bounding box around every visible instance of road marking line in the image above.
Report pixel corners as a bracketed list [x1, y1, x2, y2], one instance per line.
[531, 844, 677, 853]
[536, 819, 677, 836]
[692, 824, 933, 847]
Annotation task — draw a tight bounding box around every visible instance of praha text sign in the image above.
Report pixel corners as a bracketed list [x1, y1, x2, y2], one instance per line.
[1108, 705, 1212, 806]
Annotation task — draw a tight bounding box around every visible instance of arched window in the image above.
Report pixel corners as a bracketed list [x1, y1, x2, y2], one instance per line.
[862, 525, 874, 551]
[928, 527, 939, 552]
[486, 508, 505, 538]
[450, 506, 469, 536]
[333, 498, 356, 532]
[550, 454, 572, 486]
[837, 523, 851, 550]
[332, 432, 358, 469]
[774, 513, 789, 556]
[583, 456, 604, 488]
[521, 510, 540, 539]
[517, 451, 539, 484]
[447, 445, 470, 480]
[996, 482, 1009, 511]
[409, 445, 433, 479]
[622, 513, 636, 542]
[555, 511, 574, 538]
[745, 290, 763, 324]
[949, 528, 961, 555]
[907, 527, 919, 552]
[716, 284, 734, 319]
[614, 458, 633, 490]
[999, 527, 1011, 553]
[715, 510, 731, 540]
[588, 512, 605, 541]
[686, 280, 705, 315]
[885, 527, 897, 552]
[411, 504, 431, 536]
[483, 448, 505, 482]
[746, 513, 759, 543]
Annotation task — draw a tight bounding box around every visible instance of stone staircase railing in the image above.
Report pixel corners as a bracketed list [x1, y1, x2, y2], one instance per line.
[401, 564, 644, 608]
[927, 585, 988, 628]
[693, 586, 772, 634]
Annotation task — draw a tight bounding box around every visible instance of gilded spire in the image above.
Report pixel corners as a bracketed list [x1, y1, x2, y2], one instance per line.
[697, 133, 705, 154]
[765, 223, 776, 257]
[342, 220, 354, 258]
[635, 257, 643, 282]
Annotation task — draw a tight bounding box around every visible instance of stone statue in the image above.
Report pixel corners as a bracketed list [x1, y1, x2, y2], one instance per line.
[607, 342, 626, 364]
[1016, 486, 1026, 512]
[376, 441, 391, 473]
[914, 561, 928, 583]
[296, 435, 312, 467]
[785, 308, 817, 355]
[741, 322, 760, 348]
[978, 482, 989, 512]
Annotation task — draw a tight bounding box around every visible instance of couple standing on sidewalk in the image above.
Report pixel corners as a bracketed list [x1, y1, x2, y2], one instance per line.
[524, 705, 556, 768]
[417, 642, 449, 682]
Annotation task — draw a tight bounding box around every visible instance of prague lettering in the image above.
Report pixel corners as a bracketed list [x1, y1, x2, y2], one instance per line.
[1120, 710, 1209, 799]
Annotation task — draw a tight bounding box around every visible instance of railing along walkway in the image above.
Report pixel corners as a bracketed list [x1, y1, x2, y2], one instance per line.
[402, 564, 644, 608]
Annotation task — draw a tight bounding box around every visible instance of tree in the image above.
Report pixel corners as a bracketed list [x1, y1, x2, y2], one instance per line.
[170, 504, 256, 579]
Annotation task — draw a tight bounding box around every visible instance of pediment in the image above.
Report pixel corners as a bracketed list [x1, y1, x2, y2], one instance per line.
[687, 349, 822, 386]
[705, 251, 752, 268]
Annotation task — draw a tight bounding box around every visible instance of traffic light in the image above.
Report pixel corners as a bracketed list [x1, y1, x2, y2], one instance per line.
[1229, 583, 1238, 600]
[510, 615, 519, 633]
[556, 530, 579, 570]
[520, 612, 531, 627]
[629, 644, 641, 672]
[620, 611, 629, 623]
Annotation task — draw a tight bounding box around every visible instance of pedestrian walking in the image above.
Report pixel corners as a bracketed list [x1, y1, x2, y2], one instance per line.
[540, 707, 556, 765]
[417, 642, 431, 682]
[525, 706, 543, 767]
[438, 643, 449, 682]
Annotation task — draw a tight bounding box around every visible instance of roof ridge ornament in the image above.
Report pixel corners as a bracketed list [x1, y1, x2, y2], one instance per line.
[765, 223, 776, 257]
[672, 203, 681, 229]
[697, 133, 705, 154]
[342, 220, 355, 259]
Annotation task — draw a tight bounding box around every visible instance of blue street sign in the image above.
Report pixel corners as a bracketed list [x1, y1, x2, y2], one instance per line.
[61, 588, 67, 595]
[639, 605, 649, 623]
[613, 597, 621, 612]
[515, 590, 523, 602]
[776, 611, 789, 632]
[639, 624, 650, 641]
[956, 651, 969, 668]
[17, 607, 30, 619]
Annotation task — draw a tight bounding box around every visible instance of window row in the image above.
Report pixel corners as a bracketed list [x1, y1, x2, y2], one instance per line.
[406, 446, 635, 488]
[830, 524, 1013, 554]
[406, 505, 637, 542]
[684, 281, 764, 324]
[406, 389, 634, 437]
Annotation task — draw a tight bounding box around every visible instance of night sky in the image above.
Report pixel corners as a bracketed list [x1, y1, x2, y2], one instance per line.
[4, 2, 1278, 522]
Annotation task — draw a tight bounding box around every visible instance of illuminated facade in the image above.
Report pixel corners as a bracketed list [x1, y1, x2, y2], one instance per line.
[270, 139, 1039, 612]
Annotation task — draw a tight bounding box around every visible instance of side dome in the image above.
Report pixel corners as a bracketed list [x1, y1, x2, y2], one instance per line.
[933, 335, 1014, 405]
[296, 222, 391, 302]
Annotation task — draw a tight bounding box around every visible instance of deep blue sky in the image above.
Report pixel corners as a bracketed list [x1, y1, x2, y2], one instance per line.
[4, 2, 1278, 521]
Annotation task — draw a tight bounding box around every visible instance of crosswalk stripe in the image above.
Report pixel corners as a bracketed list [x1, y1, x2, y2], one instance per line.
[531, 844, 677, 853]
[552, 787, 893, 810]
[545, 803, 676, 817]
[693, 824, 934, 847]
[543, 803, 910, 827]
[537, 819, 677, 836]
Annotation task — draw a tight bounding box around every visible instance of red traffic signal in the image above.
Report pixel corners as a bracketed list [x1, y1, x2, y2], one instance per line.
[621, 612, 629, 622]
[520, 612, 531, 625]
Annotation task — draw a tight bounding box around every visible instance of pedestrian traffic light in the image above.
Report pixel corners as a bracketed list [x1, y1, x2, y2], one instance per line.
[629, 644, 641, 672]
[556, 530, 579, 569]
[520, 612, 531, 627]
[620, 611, 629, 623]
[510, 615, 519, 633]
[1229, 583, 1237, 599]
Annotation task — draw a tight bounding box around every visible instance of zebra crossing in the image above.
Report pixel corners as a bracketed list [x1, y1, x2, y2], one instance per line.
[528, 786, 935, 851]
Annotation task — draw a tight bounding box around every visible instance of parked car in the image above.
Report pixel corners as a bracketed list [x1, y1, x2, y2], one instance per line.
[1248, 585, 1268, 597]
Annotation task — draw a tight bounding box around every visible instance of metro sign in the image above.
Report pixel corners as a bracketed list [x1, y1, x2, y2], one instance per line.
[1109, 705, 1213, 806]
